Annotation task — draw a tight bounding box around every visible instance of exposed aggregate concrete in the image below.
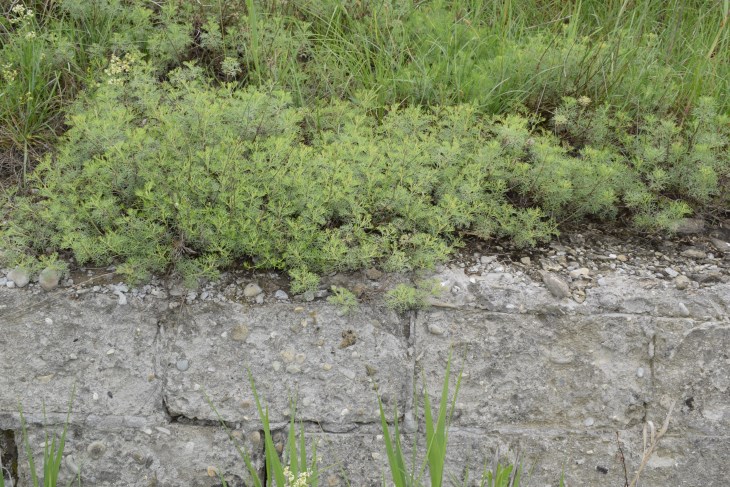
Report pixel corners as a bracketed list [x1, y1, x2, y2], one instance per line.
[1, 225, 729, 486]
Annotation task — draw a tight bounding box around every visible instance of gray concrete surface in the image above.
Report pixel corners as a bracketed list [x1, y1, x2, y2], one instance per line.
[1, 265, 729, 486]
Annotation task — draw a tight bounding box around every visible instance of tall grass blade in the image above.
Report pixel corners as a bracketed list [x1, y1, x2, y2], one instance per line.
[378, 396, 407, 487]
[204, 389, 262, 487]
[248, 371, 285, 486]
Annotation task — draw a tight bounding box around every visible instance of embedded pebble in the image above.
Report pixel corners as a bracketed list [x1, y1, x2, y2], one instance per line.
[365, 268, 383, 280]
[636, 367, 645, 378]
[155, 427, 171, 435]
[39, 267, 61, 291]
[677, 302, 690, 317]
[674, 275, 691, 290]
[673, 218, 705, 234]
[427, 323, 446, 335]
[64, 455, 80, 475]
[243, 283, 263, 297]
[569, 268, 590, 279]
[681, 249, 707, 259]
[117, 292, 128, 305]
[176, 359, 190, 371]
[275, 290, 289, 300]
[286, 364, 301, 374]
[86, 441, 107, 459]
[541, 272, 571, 298]
[664, 267, 679, 278]
[403, 411, 417, 433]
[8, 267, 30, 288]
[340, 367, 356, 380]
[584, 417, 594, 427]
[231, 323, 250, 341]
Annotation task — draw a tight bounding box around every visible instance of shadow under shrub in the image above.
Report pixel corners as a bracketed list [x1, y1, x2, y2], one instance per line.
[1, 61, 727, 283]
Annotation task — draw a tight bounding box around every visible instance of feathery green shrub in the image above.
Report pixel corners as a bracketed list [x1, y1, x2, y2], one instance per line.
[1, 58, 726, 282]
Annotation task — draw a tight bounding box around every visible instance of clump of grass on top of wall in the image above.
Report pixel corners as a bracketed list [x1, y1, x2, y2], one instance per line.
[3, 0, 727, 176]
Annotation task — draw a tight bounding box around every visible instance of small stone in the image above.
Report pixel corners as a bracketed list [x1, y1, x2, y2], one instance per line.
[255, 294, 264, 304]
[168, 284, 185, 297]
[286, 364, 301, 374]
[340, 367, 356, 380]
[65, 455, 80, 475]
[681, 248, 707, 259]
[572, 290, 586, 303]
[8, 267, 30, 288]
[38, 267, 61, 291]
[677, 302, 690, 317]
[86, 441, 107, 459]
[231, 323, 250, 341]
[480, 255, 497, 264]
[274, 290, 289, 300]
[672, 218, 705, 234]
[339, 329, 357, 348]
[243, 283, 263, 297]
[584, 417, 594, 427]
[207, 466, 218, 478]
[272, 361, 282, 372]
[428, 323, 446, 335]
[616, 254, 628, 262]
[155, 427, 171, 435]
[569, 267, 590, 279]
[520, 256, 531, 265]
[541, 271, 571, 298]
[249, 431, 261, 446]
[709, 238, 730, 253]
[176, 359, 189, 371]
[403, 411, 417, 433]
[365, 268, 383, 280]
[664, 267, 679, 278]
[114, 283, 129, 293]
[117, 292, 128, 305]
[6, 281, 15, 288]
[636, 367, 645, 378]
[674, 275, 691, 290]
[694, 271, 723, 284]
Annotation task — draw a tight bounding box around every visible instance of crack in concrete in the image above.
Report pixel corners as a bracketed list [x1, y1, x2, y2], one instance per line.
[0, 429, 18, 487]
